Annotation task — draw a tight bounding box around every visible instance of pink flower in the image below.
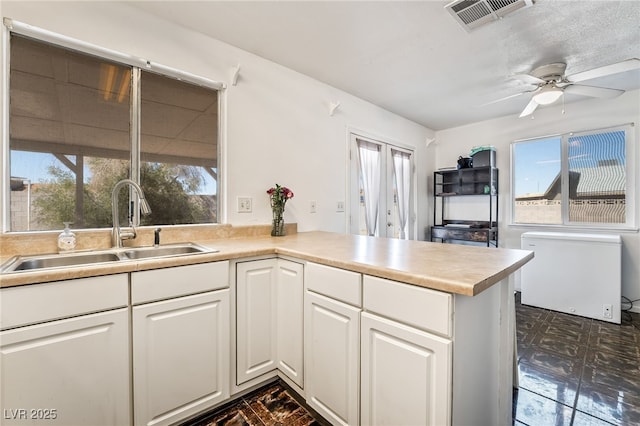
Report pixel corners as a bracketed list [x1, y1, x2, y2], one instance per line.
[267, 183, 294, 211]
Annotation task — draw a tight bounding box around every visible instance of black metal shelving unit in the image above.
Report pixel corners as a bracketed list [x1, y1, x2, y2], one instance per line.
[430, 167, 498, 247]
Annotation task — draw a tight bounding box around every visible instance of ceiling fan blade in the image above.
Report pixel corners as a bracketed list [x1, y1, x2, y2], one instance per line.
[479, 91, 531, 106]
[519, 98, 539, 118]
[512, 73, 545, 85]
[564, 84, 624, 98]
[567, 58, 640, 82]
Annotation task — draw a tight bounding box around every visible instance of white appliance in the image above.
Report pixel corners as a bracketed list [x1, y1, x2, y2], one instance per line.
[521, 232, 622, 324]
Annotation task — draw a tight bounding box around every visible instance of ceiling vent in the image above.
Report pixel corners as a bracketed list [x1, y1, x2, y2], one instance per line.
[445, 0, 534, 32]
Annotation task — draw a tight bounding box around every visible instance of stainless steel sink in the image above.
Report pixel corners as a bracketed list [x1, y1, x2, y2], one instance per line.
[122, 243, 216, 260]
[1, 243, 217, 274]
[2, 251, 123, 273]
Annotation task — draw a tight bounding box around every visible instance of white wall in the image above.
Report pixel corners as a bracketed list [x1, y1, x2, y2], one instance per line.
[0, 1, 434, 236]
[434, 91, 640, 311]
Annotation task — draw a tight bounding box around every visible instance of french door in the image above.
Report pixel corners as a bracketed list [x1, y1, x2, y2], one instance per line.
[349, 134, 415, 239]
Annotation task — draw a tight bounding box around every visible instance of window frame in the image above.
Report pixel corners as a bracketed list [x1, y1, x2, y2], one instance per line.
[510, 123, 637, 231]
[2, 19, 226, 232]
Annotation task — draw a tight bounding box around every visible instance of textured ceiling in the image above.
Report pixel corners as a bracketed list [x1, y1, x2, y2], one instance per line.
[128, 0, 640, 130]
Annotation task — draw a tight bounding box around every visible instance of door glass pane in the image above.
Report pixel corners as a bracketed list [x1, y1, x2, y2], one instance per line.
[356, 139, 382, 236]
[567, 130, 626, 223]
[9, 35, 130, 231]
[391, 149, 411, 239]
[139, 71, 218, 225]
[512, 137, 561, 224]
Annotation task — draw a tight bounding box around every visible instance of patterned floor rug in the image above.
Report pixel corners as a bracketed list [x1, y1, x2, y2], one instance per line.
[184, 381, 325, 426]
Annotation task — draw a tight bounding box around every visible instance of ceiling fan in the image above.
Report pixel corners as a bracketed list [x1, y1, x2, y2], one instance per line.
[488, 58, 640, 117]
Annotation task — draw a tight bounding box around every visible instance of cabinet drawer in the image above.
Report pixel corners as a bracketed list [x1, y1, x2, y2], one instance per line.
[0, 274, 128, 330]
[363, 275, 452, 337]
[305, 262, 361, 307]
[132, 261, 229, 304]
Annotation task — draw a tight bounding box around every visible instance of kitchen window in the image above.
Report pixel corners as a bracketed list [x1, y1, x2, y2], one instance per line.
[511, 124, 636, 229]
[5, 27, 221, 232]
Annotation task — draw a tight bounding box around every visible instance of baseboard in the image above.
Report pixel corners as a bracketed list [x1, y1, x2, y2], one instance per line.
[626, 305, 640, 314]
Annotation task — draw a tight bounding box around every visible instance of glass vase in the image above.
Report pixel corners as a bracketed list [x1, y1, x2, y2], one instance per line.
[271, 208, 285, 236]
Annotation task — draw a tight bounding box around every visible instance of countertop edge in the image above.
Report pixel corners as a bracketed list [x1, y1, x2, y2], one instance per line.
[1, 232, 534, 296]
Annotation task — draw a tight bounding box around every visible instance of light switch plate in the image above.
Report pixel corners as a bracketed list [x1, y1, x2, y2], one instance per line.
[237, 197, 252, 213]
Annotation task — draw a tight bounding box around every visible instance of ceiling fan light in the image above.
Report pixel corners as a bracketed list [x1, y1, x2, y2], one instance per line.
[533, 85, 563, 105]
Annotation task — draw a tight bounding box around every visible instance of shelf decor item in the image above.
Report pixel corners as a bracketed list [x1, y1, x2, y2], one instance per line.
[470, 145, 496, 168]
[267, 184, 294, 236]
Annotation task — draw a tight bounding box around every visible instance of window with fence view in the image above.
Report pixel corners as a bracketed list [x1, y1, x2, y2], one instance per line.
[512, 125, 634, 228]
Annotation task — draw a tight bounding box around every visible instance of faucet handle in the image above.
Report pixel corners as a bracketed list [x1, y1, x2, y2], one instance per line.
[154, 228, 162, 247]
[129, 201, 135, 226]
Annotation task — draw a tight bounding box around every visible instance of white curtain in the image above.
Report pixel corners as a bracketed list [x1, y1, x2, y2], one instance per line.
[392, 149, 411, 239]
[357, 140, 381, 236]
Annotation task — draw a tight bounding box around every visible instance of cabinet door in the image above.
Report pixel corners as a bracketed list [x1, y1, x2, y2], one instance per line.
[276, 259, 304, 387]
[133, 290, 230, 426]
[361, 312, 452, 426]
[305, 291, 360, 426]
[0, 309, 129, 426]
[236, 259, 278, 384]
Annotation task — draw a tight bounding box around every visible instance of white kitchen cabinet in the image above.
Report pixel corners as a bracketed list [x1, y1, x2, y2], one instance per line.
[305, 262, 361, 426]
[235, 258, 304, 387]
[362, 275, 452, 426]
[361, 274, 513, 426]
[305, 292, 360, 426]
[236, 259, 278, 384]
[0, 238, 517, 426]
[0, 275, 130, 426]
[132, 290, 230, 426]
[360, 312, 452, 426]
[131, 262, 230, 426]
[275, 259, 304, 387]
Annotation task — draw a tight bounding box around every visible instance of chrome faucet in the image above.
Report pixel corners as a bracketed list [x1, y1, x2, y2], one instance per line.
[111, 179, 152, 248]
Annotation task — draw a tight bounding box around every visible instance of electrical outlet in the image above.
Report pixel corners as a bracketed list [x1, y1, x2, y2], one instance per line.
[336, 201, 345, 212]
[603, 304, 613, 319]
[310, 200, 317, 213]
[237, 197, 252, 213]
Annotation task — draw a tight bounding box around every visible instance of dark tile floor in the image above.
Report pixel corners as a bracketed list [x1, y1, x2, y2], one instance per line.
[514, 292, 640, 426]
[185, 292, 640, 426]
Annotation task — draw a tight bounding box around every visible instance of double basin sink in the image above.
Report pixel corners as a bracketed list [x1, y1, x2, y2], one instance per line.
[1, 243, 217, 274]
